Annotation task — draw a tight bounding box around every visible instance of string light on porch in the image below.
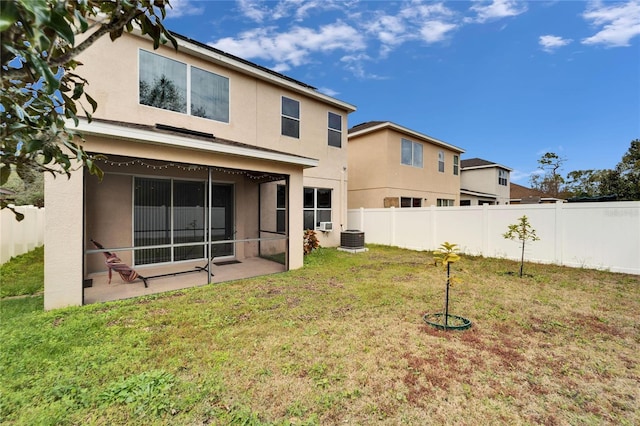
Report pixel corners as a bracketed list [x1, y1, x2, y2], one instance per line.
[97, 158, 285, 181]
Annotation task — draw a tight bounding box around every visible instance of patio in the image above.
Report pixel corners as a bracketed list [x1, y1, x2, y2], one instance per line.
[83, 256, 286, 304]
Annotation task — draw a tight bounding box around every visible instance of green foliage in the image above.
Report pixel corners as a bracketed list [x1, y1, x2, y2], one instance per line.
[1, 0, 177, 218]
[98, 370, 176, 417]
[503, 215, 539, 278]
[303, 229, 320, 255]
[433, 241, 461, 269]
[0, 247, 638, 424]
[2, 165, 44, 206]
[0, 245, 44, 297]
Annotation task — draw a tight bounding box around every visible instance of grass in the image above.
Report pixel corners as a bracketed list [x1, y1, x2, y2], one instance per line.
[1, 245, 638, 425]
[0, 245, 44, 298]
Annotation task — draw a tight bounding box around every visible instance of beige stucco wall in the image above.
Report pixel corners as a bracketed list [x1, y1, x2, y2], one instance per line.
[348, 128, 461, 208]
[461, 168, 511, 205]
[44, 167, 84, 310]
[76, 31, 350, 244]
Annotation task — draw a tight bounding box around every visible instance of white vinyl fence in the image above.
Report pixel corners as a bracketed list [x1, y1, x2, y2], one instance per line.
[347, 201, 640, 275]
[0, 206, 45, 264]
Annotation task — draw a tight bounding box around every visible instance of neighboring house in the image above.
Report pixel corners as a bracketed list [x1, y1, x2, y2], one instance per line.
[44, 30, 355, 309]
[510, 182, 564, 204]
[460, 158, 512, 205]
[347, 122, 465, 209]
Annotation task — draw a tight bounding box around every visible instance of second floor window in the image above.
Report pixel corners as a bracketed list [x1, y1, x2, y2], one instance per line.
[453, 155, 459, 175]
[282, 97, 300, 138]
[139, 50, 229, 122]
[438, 151, 445, 173]
[328, 112, 342, 147]
[499, 169, 508, 186]
[401, 138, 423, 168]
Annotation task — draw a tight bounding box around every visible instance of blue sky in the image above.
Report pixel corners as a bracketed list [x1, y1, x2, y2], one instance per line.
[163, 0, 640, 184]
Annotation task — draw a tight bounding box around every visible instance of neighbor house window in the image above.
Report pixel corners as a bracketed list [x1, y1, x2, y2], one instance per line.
[328, 112, 342, 147]
[303, 187, 331, 230]
[401, 197, 422, 208]
[438, 151, 445, 173]
[499, 169, 508, 186]
[401, 138, 423, 168]
[437, 198, 455, 207]
[282, 97, 300, 138]
[460, 200, 471, 206]
[276, 184, 286, 233]
[453, 155, 459, 175]
[139, 50, 229, 122]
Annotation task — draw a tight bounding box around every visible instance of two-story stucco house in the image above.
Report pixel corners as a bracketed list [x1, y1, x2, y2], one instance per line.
[44, 31, 355, 309]
[346, 121, 465, 209]
[459, 158, 512, 205]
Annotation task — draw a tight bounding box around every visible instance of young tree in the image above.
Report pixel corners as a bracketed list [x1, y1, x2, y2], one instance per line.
[1, 0, 177, 219]
[503, 215, 539, 278]
[530, 152, 566, 198]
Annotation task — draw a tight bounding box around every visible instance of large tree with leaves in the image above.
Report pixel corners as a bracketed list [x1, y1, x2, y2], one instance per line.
[564, 140, 639, 201]
[530, 152, 566, 198]
[1, 0, 176, 218]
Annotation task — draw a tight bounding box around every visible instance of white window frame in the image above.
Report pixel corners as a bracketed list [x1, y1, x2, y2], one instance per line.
[453, 155, 459, 176]
[437, 198, 455, 207]
[498, 169, 508, 186]
[401, 138, 423, 168]
[303, 187, 332, 230]
[328, 112, 342, 147]
[438, 151, 445, 173]
[138, 49, 230, 123]
[281, 96, 300, 138]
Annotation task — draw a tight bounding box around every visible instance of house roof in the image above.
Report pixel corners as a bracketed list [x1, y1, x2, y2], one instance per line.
[461, 157, 512, 172]
[460, 188, 497, 198]
[510, 182, 562, 201]
[70, 118, 320, 168]
[162, 32, 357, 113]
[347, 121, 465, 153]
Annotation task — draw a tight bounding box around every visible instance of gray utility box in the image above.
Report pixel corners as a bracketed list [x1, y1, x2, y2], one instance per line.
[340, 230, 365, 249]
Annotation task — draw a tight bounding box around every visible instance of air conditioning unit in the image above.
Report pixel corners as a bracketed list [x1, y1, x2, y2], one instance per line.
[318, 222, 333, 232]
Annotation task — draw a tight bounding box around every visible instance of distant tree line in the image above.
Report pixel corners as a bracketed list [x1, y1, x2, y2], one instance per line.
[531, 139, 640, 201]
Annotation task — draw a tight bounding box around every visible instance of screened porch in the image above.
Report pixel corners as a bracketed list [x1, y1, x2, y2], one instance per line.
[83, 155, 290, 304]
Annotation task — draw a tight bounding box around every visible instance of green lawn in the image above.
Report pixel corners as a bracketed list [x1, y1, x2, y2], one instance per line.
[1, 245, 638, 425]
[0, 245, 44, 298]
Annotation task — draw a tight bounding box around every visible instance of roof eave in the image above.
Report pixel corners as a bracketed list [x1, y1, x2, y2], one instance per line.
[348, 121, 465, 153]
[68, 119, 319, 168]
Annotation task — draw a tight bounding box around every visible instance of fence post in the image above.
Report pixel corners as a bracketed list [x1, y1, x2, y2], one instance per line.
[555, 201, 564, 266]
[430, 205, 437, 250]
[390, 206, 396, 246]
[359, 207, 365, 232]
[482, 203, 490, 257]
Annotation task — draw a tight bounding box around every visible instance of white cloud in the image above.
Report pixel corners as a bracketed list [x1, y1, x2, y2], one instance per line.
[466, 0, 528, 23]
[165, 0, 205, 18]
[237, 0, 346, 23]
[237, 0, 269, 22]
[581, 0, 640, 47]
[317, 87, 339, 97]
[364, 2, 458, 56]
[539, 35, 573, 52]
[420, 21, 458, 43]
[210, 22, 365, 69]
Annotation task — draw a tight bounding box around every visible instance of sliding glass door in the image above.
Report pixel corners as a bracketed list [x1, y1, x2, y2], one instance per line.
[134, 177, 206, 265]
[133, 177, 234, 265]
